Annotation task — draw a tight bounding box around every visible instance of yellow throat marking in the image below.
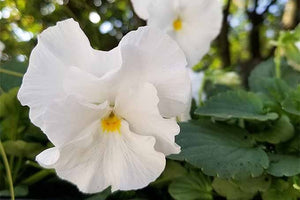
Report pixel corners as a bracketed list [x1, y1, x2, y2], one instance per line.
[173, 18, 182, 31]
[101, 112, 121, 133]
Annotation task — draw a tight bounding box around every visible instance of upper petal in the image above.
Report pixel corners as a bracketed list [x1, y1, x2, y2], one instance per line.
[115, 82, 180, 155]
[130, 0, 152, 20]
[18, 19, 120, 128]
[37, 120, 165, 193]
[118, 26, 191, 117]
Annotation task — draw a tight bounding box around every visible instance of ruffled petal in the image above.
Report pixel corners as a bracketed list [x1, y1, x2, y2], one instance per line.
[130, 0, 152, 20]
[119, 26, 191, 117]
[38, 120, 165, 193]
[43, 96, 110, 147]
[115, 82, 180, 155]
[18, 19, 120, 128]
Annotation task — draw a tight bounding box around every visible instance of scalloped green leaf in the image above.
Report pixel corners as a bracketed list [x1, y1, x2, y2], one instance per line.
[249, 77, 291, 104]
[249, 58, 300, 89]
[282, 87, 300, 116]
[253, 115, 294, 144]
[267, 154, 300, 177]
[195, 91, 278, 121]
[151, 160, 187, 187]
[168, 171, 213, 200]
[262, 179, 300, 200]
[171, 120, 269, 179]
[212, 178, 255, 200]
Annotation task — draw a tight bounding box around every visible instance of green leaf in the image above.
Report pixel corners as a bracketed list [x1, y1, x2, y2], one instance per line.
[85, 187, 111, 200]
[151, 160, 187, 187]
[282, 87, 300, 116]
[195, 90, 278, 121]
[0, 59, 26, 92]
[212, 178, 255, 200]
[171, 120, 269, 179]
[249, 77, 291, 104]
[249, 58, 300, 89]
[2, 140, 45, 159]
[233, 175, 271, 193]
[253, 115, 294, 144]
[168, 171, 213, 200]
[267, 154, 300, 177]
[0, 87, 29, 140]
[262, 179, 300, 200]
[0, 185, 28, 197]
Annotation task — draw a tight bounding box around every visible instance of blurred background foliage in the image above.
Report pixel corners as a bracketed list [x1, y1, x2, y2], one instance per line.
[0, 0, 299, 199]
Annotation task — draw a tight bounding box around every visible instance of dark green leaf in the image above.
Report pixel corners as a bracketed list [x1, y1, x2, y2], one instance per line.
[253, 115, 294, 144]
[0, 185, 28, 197]
[212, 178, 255, 200]
[267, 154, 300, 177]
[0, 87, 29, 140]
[171, 120, 269, 179]
[249, 58, 300, 89]
[262, 179, 300, 200]
[169, 171, 213, 200]
[3, 140, 45, 159]
[151, 160, 187, 187]
[282, 87, 300, 116]
[195, 90, 278, 121]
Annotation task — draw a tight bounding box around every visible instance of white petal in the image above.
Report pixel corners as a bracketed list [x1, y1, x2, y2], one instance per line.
[36, 147, 60, 168]
[43, 96, 109, 147]
[43, 120, 165, 193]
[18, 19, 120, 128]
[115, 82, 180, 155]
[147, 0, 223, 67]
[119, 26, 191, 117]
[63, 66, 119, 104]
[130, 0, 152, 20]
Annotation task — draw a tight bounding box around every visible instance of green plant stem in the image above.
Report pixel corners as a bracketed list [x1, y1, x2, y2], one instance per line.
[0, 68, 23, 77]
[0, 141, 15, 200]
[21, 169, 54, 186]
[274, 48, 281, 79]
[13, 157, 23, 182]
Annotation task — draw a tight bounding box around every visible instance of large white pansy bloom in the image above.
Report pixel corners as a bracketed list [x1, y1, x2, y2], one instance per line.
[131, 0, 223, 67]
[18, 19, 190, 193]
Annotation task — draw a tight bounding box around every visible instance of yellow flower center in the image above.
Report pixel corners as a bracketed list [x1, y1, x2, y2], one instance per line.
[101, 112, 121, 133]
[173, 18, 182, 31]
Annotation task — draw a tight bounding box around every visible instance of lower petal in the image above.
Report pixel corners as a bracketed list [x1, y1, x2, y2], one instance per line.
[40, 120, 165, 193]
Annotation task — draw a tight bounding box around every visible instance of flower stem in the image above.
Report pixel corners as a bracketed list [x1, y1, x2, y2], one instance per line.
[21, 169, 54, 186]
[0, 140, 15, 200]
[0, 68, 23, 77]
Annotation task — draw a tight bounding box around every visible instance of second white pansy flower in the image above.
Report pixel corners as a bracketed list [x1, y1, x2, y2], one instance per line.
[131, 0, 223, 67]
[18, 19, 190, 193]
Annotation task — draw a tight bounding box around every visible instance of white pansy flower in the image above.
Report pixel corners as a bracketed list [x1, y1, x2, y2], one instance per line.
[131, 0, 223, 67]
[178, 69, 205, 121]
[18, 19, 190, 193]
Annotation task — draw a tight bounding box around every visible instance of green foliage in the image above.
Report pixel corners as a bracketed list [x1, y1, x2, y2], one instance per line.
[282, 87, 300, 116]
[169, 171, 213, 200]
[267, 154, 300, 177]
[212, 175, 271, 200]
[0, 87, 28, 140]
[2, 140, 45, 159]
[262, 179, 300, 200]
[253, 115, 294, 144]
[171, 120, 269, 179]
[0, 0, 299, 199]
[195, 90, 278, 121]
